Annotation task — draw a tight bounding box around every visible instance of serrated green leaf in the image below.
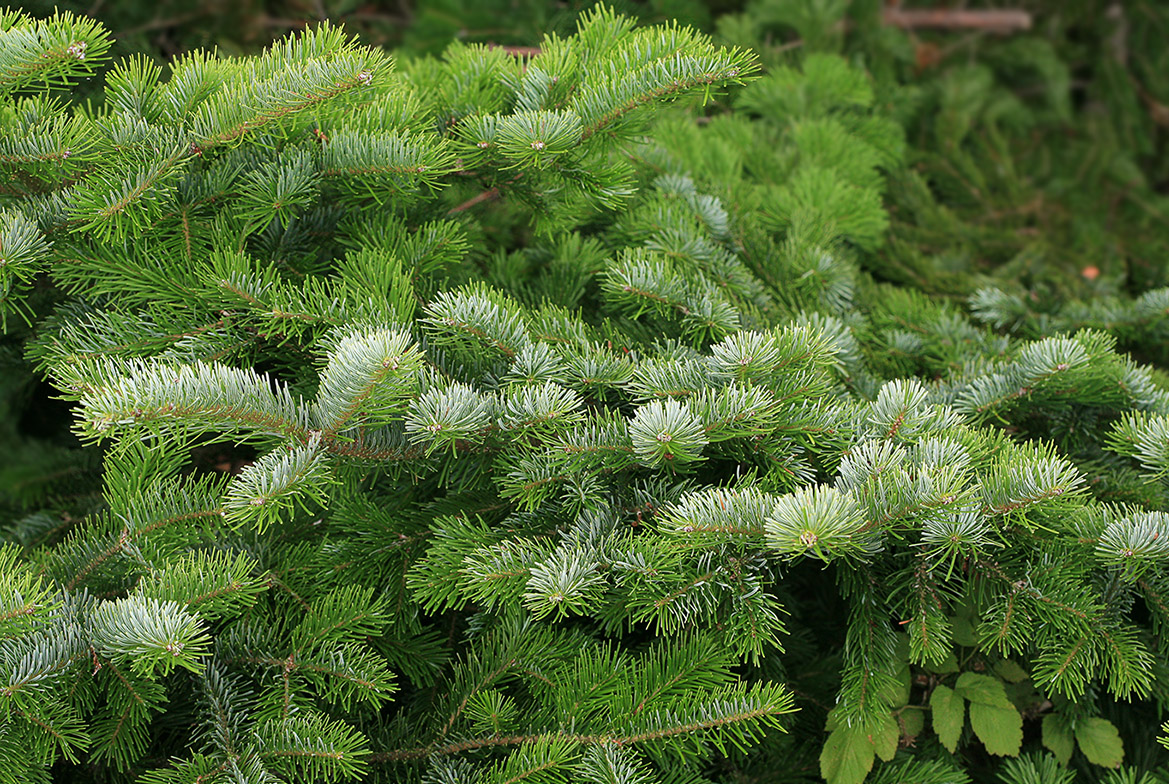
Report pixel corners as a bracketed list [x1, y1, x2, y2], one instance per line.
[877, 660, 911, 709]
[821, 724, 876, 784]
[1075, 717, 1124, 768]
[924, 650, 959, 675]
[930, 685, 964, 753]
[898, 708, 924, 742]
[953, 672, 1013, 709]
[872, 711, 899, 762]
[1042, 714, 1074, 766]
[969, 702, 1022, 756]
[951, 615, 978, 646]
[993, 660, 1028, 683]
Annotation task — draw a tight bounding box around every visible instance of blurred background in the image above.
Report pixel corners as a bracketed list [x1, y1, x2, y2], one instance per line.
[22, 0, 726, 59]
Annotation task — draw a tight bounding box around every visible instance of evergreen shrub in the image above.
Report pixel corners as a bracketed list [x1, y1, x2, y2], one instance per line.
[718, 0, 1169, 363]
[1, 5, 1168, 784]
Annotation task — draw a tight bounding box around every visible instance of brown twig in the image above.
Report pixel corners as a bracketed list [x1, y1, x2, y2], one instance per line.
[881, 7, 1032, 33]
[447, 173, 524, 215]
[447, 187, 500, 215]
[492, 45, 543, 57]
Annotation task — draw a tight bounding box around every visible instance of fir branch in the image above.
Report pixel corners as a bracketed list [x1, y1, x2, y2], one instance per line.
[0, 10, 112, 94]
[192, 57, 386, 149]
[376, 683, 792, 760]
[76, 359, 313, 442]
[576, 48, 758, 142]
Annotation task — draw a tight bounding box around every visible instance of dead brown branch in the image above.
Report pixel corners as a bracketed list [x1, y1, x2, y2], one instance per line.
[881, 7, 1032, 33]
[447, 187, 500, 215]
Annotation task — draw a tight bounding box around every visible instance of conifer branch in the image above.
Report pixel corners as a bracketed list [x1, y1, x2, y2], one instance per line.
[0, 10, 112, 94]
[377, 698, 792, 761]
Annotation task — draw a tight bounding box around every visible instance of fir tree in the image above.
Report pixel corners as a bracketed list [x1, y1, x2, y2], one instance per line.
[1, 5, 1168, 784]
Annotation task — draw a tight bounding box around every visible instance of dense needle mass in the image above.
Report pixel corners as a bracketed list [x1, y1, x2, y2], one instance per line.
[0, 4, 1167, 784]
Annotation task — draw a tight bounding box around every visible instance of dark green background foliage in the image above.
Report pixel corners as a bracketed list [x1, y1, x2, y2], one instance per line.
[2, 2, 1168, 784]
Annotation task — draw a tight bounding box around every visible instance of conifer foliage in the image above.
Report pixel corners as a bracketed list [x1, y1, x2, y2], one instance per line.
[1, 5, 1168, 784]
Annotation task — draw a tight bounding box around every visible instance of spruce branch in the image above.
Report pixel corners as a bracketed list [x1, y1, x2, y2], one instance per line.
[405, 382, 494, 455]
[1108, 411, 1169, 478]
[657, 487, 770, 542]
[319, 128, 455, 199]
